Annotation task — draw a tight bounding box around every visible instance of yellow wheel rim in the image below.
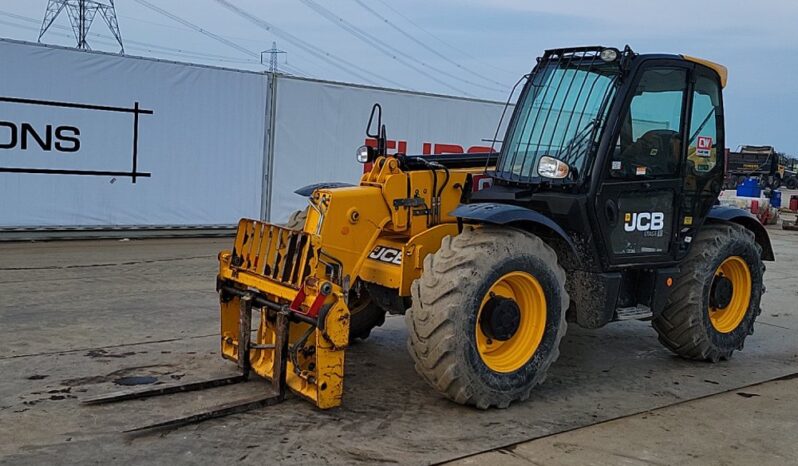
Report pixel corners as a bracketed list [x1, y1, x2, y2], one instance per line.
[709, 256, 752, 333]
[476, 271, 546, 373]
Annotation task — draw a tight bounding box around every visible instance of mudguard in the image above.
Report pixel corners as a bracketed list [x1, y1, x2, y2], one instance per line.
[294, 182, 355, 197]
[707, 205, 775, 261]
[451, 203, 577, 254]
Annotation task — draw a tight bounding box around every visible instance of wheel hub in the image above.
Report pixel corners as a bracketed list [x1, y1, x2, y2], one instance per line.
[710, 274, 734, 309]
[479, 295, 521, 341]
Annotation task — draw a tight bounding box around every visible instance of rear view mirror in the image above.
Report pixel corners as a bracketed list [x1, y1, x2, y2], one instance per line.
[365, 103, 387, 157]
[366, 103, 382, 139]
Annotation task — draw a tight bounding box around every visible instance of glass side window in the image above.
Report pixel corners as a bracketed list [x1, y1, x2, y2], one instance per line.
[610, 68, 687, 178]
[687, 76, 720, 173]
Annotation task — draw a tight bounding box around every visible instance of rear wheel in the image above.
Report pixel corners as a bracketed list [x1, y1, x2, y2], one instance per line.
[347, 284, 387, 342]
[281, 209, 309, 230]
[283, 209, 386, 342]
[406, 226, 568, 408]
[786, 177, 797, 190]
[653, 223, 764, 361]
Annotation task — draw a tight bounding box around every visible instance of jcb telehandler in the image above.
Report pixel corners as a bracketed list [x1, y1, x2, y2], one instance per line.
[87, 46, 773, 427]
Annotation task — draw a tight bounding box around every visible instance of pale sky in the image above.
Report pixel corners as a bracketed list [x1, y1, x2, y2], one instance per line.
[1, 0, 796, 154]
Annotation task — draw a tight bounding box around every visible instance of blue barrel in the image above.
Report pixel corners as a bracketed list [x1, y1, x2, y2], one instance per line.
[736, 177, 762, 198]
[771, 189, 782, 208]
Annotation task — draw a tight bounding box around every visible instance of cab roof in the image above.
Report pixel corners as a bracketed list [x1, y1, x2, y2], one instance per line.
[681, 55, 728, 88]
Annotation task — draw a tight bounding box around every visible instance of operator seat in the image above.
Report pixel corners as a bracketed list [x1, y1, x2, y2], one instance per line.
[619, 129, 680, 176]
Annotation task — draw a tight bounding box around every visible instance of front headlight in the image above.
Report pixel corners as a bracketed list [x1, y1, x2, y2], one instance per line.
[356, 145, 372, 163]
[537, 155, 570, 179]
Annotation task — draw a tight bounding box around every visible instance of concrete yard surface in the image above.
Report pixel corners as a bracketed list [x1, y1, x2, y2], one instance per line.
[0, 226, 797, 465]
[450, 375, 798, 466]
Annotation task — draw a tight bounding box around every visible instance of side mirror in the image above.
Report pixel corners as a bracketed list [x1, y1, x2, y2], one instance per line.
[366, 103, 382, 139]
[365, 103, 388, 157]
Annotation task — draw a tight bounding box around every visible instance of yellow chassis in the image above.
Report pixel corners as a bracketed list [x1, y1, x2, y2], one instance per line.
[218, 157, 488, 408]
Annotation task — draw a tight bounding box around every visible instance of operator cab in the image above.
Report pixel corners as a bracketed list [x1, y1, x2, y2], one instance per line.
[470, 46, 728, 271]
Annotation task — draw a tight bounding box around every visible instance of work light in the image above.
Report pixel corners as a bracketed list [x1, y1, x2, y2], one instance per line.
[599, 48, 619, 62]
[356, 145, 372, 163]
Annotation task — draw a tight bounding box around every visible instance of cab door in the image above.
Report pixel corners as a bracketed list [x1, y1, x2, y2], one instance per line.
[594, 62, 691, 266]
[676, 68, 725, 260]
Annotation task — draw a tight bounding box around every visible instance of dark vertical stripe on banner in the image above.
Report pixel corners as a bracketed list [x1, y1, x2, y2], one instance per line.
[132, 101, 140, 183]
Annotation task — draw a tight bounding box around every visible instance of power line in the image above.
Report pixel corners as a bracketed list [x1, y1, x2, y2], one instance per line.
[212, 0, 411, 89]
[130, 0, 312, 77]
[299, 0, 488, 96]
[373, 0, 517, 76]
[1, 10, 262, 65]
[352, 0, 508, 89]
[298, 1, 510, 96]
[4, 18, 259, 66]
[39, 0, 123, 52]
[279, 62, 312, 77]
[131, 0, 258, 60]
[5, 11, 312, 75]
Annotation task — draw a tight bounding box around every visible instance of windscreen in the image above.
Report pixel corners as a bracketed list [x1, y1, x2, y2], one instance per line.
[496, 52, 620, 182]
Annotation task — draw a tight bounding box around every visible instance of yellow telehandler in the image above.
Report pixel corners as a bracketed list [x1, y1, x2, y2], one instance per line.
[86, 46, 773, 430]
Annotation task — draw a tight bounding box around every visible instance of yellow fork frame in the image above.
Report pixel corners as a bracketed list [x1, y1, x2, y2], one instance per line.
[217, 156, 488, 408]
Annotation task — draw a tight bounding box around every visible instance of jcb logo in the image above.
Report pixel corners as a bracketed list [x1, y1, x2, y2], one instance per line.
[368, 246, 402, 265]
[624, 212, 665, 232]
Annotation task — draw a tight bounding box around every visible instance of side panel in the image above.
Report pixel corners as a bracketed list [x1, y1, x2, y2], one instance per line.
[359, 223, 460, 295]
[609, 190, 674, 256]
[269, 76, 509, 222]
[0, 39, 268, 228]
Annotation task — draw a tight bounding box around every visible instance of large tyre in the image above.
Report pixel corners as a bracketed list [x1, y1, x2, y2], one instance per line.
[347, 286, 387, 342]
[282, 209, 386, 342]
[786, 177, 797, 190]
[406, 226, 568, 409]
[653, 223, 764, 362]
[281, 209, 309, 230]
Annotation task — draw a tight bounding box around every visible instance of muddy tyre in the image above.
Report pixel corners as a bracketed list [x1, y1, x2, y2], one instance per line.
[347, 289, 387, 342]
[653, 223, 764, 362]
[281, 209, 309, 230]
[283, 209, 386, 342]
[406, 226, 568, 409]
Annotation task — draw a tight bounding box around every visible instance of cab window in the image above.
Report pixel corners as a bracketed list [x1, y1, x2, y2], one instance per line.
[610, 67, 687, 178]
[687, 75, 720, 173]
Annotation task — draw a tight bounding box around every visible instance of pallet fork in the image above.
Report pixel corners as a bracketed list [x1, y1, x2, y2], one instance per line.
[82, 293, 292, 433]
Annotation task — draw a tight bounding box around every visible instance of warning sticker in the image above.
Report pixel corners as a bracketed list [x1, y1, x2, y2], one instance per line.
[612, 160, 622, 170]
[636, 166, 647, 176]
[696, 136, 713, 157]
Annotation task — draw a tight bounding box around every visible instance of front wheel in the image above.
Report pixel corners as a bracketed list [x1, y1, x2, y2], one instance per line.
[653, 223, 764, 362]
[406, 226, 568, 409]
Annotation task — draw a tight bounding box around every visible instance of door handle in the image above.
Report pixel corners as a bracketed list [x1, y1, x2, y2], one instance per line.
[605, 199, 618, 225]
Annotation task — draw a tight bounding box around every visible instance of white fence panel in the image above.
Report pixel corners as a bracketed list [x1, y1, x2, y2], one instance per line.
[268, 76, 509, 221]
[0, 39, 268, 228]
